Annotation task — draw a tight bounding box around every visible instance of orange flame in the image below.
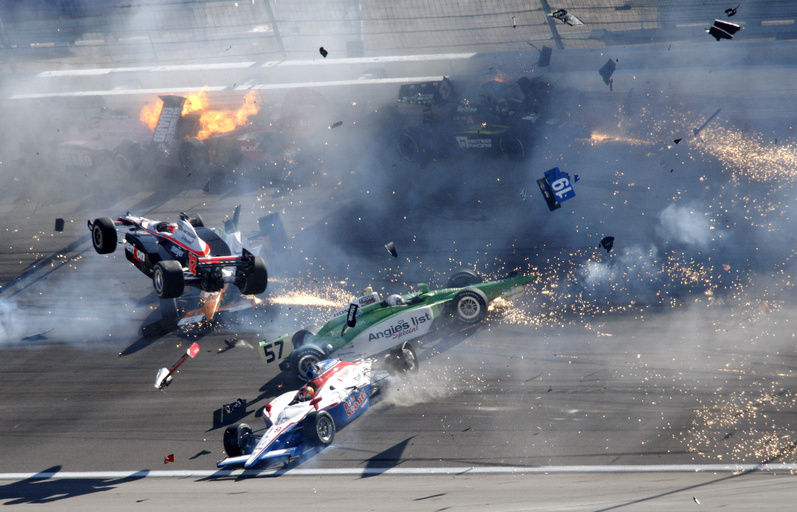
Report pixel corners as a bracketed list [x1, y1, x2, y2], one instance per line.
[139, 90, 260, 140]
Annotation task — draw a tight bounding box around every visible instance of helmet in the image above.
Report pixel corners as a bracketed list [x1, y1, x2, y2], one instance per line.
[297, 385, 315, 402]
[386, 294, 406, 306]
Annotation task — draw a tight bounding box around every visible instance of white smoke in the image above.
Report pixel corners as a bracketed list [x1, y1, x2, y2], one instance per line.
[656, 202, 714, 250]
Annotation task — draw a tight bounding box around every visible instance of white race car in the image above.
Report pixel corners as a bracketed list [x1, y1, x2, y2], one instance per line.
[217, 357, 413, 468]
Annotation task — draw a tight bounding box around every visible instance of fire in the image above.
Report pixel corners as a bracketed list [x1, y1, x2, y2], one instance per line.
[139, 90, 260, 140]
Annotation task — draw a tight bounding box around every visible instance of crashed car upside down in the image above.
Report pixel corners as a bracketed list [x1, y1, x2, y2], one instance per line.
[88, 210, 268, 302]
[261, 269, 536, 380]
[217, 358, 407, 468]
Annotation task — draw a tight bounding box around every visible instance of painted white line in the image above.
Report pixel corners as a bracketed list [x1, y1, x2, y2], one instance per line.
[10, 76, 444, 100]
[268, 52, 476, 67]
[33, 53, 476, 78]
[1, 464, 796, 480]
[12, 86, 229, 100]
[37, 62, 257, 77]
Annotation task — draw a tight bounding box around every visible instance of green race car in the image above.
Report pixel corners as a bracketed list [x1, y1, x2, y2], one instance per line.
[261, 270, 536, 380]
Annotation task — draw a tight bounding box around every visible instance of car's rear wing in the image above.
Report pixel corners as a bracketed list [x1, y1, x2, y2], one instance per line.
[151, 95, 186, 148]
[397, 77, 455, 106]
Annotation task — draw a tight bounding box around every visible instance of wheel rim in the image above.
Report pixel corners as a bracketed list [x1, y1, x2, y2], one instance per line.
[458, 296, 480, 319]
[298, 354, 320, 378]
[317, 417, 332, 442]
[92, 226, 103, 248]
[154, 269, 164, 294]
[403, 349, 417, 372]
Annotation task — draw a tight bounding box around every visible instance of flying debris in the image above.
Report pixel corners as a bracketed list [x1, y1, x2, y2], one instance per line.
[537, 167, 576, 211]
[385, 241, 398, 258]
[707, 19, 741, 40]
[725, 5, 739, 16]
[512, 15, 516, 28]
[599, 236, 615, 253]
[693, 496, 701, 504]
[224, 398, 245, 414]
[549, 9, 584, 26]
[537, 45, 552, 67]
[599, 59, 616, 88]
[693, 108, 722, 136]
[22, 329, 53, 342]
[673, 138, 682, 144]
[319, 46, 328, 58]
[330, 121, 343, 129]
[54, 218, 65, 232]
[154, 342, 200, 390]
[520, 189, 527, 201]
[164, 454, 174, 464]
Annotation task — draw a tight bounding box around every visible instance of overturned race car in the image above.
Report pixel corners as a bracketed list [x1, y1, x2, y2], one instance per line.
[217, 358, 408, 468]
[261, 270, 536, 380]
[88, 210, 268, 301]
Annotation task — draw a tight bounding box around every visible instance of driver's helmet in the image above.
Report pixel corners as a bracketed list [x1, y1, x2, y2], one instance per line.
[386, 294, 406, 306]
[297, 385, 315, 402]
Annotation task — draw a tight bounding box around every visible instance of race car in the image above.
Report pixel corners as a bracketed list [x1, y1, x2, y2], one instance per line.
[88, 209, 268, 301]
[261, 270, 536, 380]
[217, 357, 409, 468]
[398, 76, 541, 161]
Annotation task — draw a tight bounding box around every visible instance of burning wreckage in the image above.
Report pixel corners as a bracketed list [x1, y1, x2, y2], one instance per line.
[261, 270, 536, 380]
[58, 89, 340, 182]
[396, 76, 543, 162]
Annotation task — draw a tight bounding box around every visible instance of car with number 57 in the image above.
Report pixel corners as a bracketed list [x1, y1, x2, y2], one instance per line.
[260, 270, 536, 380]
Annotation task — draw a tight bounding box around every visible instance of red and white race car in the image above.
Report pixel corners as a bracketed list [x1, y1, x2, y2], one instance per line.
[217, 357, 414, 468]
[88, 208, 267, 302]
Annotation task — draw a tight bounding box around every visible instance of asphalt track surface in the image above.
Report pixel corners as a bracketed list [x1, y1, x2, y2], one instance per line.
[5, 41, 797, 509]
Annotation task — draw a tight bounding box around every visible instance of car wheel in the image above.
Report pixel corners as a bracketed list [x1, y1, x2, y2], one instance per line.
[303, 410, 335, 446]
[186, 213, 204, 228]
[91, 217, 117, 254]
[446, 269, 483, 288]
[291, 327, 320, 349]
[399, 132, 422, 160]
[153, 260, 185, 299]
[499, 136, 524, 160]
[112, 141, 143, 173]
[385, 341, 419, 375]
[178, 138, 210, 174]
[223, 423, 253, 457]
[290, 345, 326, 381]
[453, 288, 488, 324]
[237, 256, 268, 295]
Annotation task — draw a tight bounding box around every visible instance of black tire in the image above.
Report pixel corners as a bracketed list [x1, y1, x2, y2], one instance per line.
[153, 260, 185, 299]
[385, 341, 419, 375]
[178, 138, 210, 174]
[453, 288, 488, 324]
[188, 213, 204, 228]
[291, 327, 320, 349]
[303, 410, 335, 446]
[223, 423, 253, 457]
[399, 132, 422, 160]
[237, 256, 268, 295]
[290, 345, 326, 381]
[91, 217, 117, 254]
[446, 269, 483, 288]
[112, 141, 143, 173]
[499, 136, 525, 160]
